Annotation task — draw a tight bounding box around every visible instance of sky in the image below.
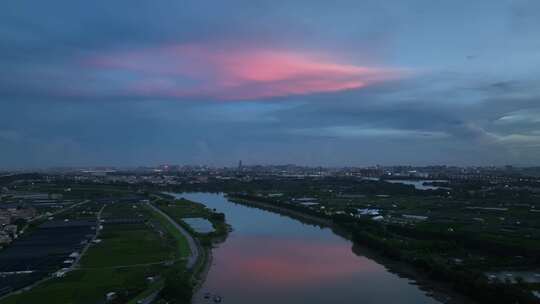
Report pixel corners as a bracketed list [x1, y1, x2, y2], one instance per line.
[1, 0, 540, 168]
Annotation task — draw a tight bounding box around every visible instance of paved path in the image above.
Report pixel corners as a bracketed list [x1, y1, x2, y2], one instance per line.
[146, 202, 199, 269]
[79, 259, 180, 270]
[29, 199, 90, 224]
[72, 204, 105, 269]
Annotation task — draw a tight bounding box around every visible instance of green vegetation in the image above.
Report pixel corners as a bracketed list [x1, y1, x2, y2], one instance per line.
[4, 172, 539, 303]
[153, 196, 228, 246]
[82, 202, 180, 267]
[230, 189, 540, 304]
[160, 266, 193, 304]
[1, 266, 165, 304]
[1, 186, 198, 304]
[81, 225, 173, 268]
[151, 194, 228, 289]
[146, 204, 191, 257]
[126, 279, 164, 304]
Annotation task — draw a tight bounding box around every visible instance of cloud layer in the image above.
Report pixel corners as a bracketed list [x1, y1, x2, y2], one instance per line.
[49, 44, 403, 100]
[1, 0, 540, 167]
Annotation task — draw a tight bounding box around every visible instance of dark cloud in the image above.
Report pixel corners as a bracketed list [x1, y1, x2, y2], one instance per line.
[1, 0, 540, 167]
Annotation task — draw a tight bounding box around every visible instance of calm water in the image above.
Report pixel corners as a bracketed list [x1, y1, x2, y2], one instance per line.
[384, 180, 449, 190]
[171, 192, 441, 304]
[183, 218, 215, 233]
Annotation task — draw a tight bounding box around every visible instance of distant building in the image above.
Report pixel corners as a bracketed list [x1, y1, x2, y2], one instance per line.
[0, 210, 11, 225]
[357, 208, 380, 216]
[402, 214, 428, 221]
[0, 231, 11, 244]
[49, 193, 63, 199]
[54, 269, 68, 278]
[4, 224, 17, 237]
[106, 292, 117, 301]
[11, 207, 36, 220]
[293, 197, 317, 203]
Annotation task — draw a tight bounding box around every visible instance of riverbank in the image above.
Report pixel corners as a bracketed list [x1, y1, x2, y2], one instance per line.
[350, 243, 475, 304]
[227, 195, 332, 227]
[191, 224, 230, 296]
[152, 193, 230, 303]
[226, 194, 477, 304]
[146, 201, 200, 269]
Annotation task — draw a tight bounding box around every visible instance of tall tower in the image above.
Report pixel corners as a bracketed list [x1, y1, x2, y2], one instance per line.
[238, 160, 243, 171]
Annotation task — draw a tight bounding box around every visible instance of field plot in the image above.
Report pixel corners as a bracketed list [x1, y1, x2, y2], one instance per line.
[0, 216, 97, 296]
[1, 266, 166, 304]
[154, 197, 227, 238]
[1, 201, 186, 304]
[81, 218, 175, 268]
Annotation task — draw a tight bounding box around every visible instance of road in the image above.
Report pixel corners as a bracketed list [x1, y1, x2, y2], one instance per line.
[146, 202, 199, 269]
[72, 204, 105, 269]
[28, 199, 90, 224]
[0, 201, 102, 301]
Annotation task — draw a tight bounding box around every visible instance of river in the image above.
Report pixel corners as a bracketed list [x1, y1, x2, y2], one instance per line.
[171, 192, 443, 304]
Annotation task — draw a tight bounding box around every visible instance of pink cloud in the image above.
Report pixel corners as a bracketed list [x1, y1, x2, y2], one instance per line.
[85, 43, 404, 100]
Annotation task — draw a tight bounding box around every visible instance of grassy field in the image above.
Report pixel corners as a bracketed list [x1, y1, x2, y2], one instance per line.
[154, 198, 228, 238]
[1, 266, 165, 304]
[80, 225, 174, 268]
[146, 204, 191, 257]
[1, 200, 190, 304]
[156, 198, 209, 219]
[126, 279, 164, 304]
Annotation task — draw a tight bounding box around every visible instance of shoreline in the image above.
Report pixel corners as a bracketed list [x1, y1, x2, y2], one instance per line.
[227, 194, 477, 304]
[192, 246, 212, 295]
[146, 201, 200, 269]
[157, 192, 231, 303]
[191, 227, 231, 304]
[227, 195, 332, 227]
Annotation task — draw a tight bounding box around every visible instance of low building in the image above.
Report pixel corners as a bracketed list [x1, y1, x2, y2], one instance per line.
[402, 214, 428, 221]
[3, 225, 17, 237]
[357, 208, 380, 216]
[0, 215, 10, 225]
[11, 207, 37, 220]
[0, 231, 11, 244]
[106, 292, 117, 301]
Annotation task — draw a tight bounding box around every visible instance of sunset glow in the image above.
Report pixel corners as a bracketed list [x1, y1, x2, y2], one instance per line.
[87, 44, 401, 100]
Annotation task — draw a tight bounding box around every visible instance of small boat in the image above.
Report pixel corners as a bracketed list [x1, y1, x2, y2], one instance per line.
[213, 295, 222, 303]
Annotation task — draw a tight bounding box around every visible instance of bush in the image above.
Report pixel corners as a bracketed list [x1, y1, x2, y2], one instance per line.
[160, 267, 193, 304]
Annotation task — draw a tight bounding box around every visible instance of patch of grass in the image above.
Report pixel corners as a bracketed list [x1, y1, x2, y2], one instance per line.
[1, 202, 188, 304]
[126, 279, 164, 304]
[145, 205, 191, 258]
[1, 266, 163, 304]
[81, 225, 173, 268]
[156, 199, 228, 240]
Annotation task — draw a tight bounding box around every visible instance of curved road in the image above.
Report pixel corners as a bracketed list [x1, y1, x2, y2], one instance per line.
[146, 202, 199, 269]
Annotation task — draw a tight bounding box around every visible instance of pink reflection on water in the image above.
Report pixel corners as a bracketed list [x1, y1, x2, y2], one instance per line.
[209, 235, 380, 289]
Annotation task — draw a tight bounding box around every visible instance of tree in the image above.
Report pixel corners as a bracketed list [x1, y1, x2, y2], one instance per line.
[160, 268, 193, 304]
